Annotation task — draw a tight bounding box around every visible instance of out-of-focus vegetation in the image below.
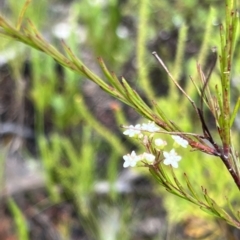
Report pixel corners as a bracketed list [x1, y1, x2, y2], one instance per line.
[0, 0, 239, 239]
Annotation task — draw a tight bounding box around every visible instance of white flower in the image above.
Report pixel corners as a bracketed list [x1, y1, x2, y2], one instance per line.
[172, 135, 188, 148]
[123, 151, 141, 168]
[163, 149, 182, 168]
[123, 124, 141, 137]
[141, 152, 156, 163]
[155, 138, 167, 149]
[141, 121, 160, 133]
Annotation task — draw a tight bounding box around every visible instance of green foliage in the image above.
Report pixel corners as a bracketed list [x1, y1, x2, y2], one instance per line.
[39, 127, 96, 201]
[8, 198, 29, 240]
[71, 0, 131, 68]
[1, 0, 240, 238]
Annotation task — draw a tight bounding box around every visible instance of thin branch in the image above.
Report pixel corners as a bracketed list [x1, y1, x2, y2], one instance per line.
[152, 52, 201, 120]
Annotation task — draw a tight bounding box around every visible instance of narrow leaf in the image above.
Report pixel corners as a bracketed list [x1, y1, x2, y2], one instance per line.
[184, 173, 201, 202]
[230, 97, 240, 127]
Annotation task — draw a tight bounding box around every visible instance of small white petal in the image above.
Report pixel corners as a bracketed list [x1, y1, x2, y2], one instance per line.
[123, 151, 141, 168]
[163, 158, 172, 165]
[123, 125, 141, 137]
[142, 152, 155, 163]
[141, 121, 160, 132]
[172, 135, 188, 148]
[134, 124, 141, 129]
[163, 151, 170, 159]
[163, 149, 182, 168]
[155, 138, 167, 148]
[170, 161, 179, 168]
[123, 161, 130, 168]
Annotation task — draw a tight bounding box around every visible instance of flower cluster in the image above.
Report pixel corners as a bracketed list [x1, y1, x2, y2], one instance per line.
[123, 121, 160, 137]
[122, 121, 188, 169]
[123, 151, 155, 168]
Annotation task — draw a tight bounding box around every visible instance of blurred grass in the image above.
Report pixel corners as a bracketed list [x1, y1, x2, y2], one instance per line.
[8, 198, 29, 240]
[0, 0, 239, 239]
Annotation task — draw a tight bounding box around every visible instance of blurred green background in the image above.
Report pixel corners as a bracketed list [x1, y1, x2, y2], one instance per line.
[0, 0, 240, 239]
